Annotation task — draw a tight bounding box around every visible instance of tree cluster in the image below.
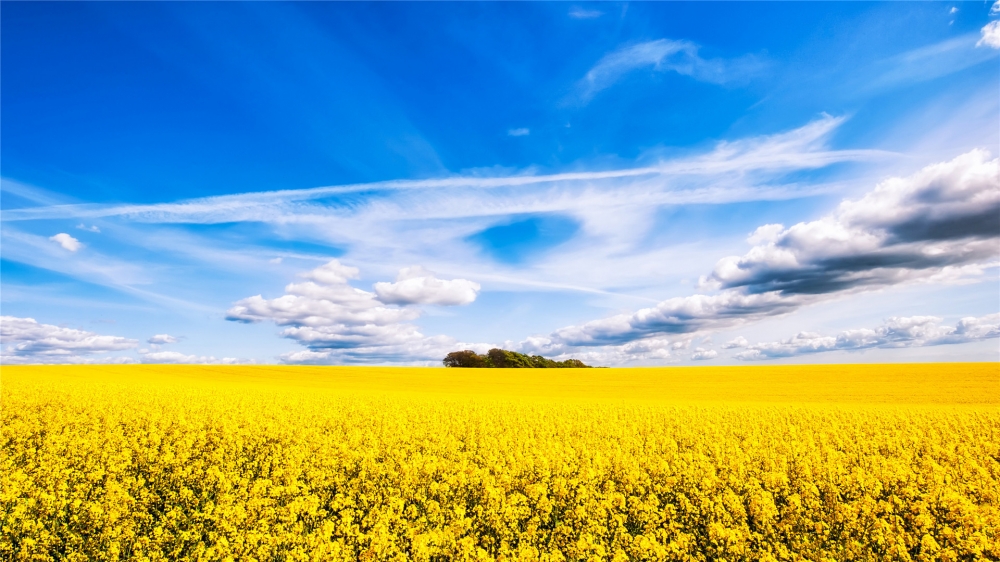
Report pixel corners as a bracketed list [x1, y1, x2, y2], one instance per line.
[443, 348, 592, 368]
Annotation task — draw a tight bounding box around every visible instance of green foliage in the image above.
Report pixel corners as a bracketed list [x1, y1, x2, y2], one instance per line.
[442, 350, 488, 368]
[443, 348, 593, 368]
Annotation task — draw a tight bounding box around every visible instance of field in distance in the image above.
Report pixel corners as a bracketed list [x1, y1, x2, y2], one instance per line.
[6, 361, 997, 404]
[2, 363, 998, 561]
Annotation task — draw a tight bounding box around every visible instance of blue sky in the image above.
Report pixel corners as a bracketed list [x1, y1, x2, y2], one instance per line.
[2, 1, 998, 365]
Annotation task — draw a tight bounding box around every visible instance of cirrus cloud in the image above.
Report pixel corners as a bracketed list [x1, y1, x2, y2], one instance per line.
[576, 38, 765, 102]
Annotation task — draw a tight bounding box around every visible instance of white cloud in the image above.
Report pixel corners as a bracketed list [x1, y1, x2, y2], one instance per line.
[568, 7, 602, 19]
[276, 333, 485, 365]
[49, 233, 82, 252]
[2, 226, 215, 314]
[148, 334, 178, 345]
[723, 336, 749, 349]
[993, 1, 1000, 15]
[76, 224, 100, 233]
[521, 332, 725, 365]
[1, 115, 881, 228]
[507, 128, 530, 137]
[528, 290, 803, 351]
[227, 260, 487, 363]
[691, 347, 718, 360]
[515, 149, 999, 355]
[373, 266, 480, 306]
[138, 350, 251, 364]
[515, 334, 725, 366]
[866, 34, 998, 92]
[705, 149, 998, 295]
[735, 313, 1000, 360]
[1, 316, 137, 364]
[1, 116, 889, 299]
[577, 39, 764, 101]
[978, 21, 1000, 48]
[949, 7, 958, 15]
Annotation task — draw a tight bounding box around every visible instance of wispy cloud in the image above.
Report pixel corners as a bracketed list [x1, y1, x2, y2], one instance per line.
[507, 128, 530, 137]
[0, 116, 894, 298]
[568, 7, 603, 19]
[575, 39, 765, 102]
[1, 226, 217, 313]
[0, 116, 884, 224]
[870, 33, 999, 89]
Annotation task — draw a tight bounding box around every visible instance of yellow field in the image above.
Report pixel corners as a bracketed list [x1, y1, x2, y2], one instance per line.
[2, 364, 998, 561]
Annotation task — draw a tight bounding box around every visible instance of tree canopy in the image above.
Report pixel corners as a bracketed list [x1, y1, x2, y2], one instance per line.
[443, 348, 592, 368]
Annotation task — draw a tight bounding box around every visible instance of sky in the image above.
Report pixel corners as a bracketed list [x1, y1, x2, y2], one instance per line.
[1, 1, 998, 366]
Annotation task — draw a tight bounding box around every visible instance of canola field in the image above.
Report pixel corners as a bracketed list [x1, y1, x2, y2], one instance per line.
[2, 363, 998, 561]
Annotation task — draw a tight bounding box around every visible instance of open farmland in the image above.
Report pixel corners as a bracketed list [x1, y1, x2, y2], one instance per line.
[2, 364, 998, 561]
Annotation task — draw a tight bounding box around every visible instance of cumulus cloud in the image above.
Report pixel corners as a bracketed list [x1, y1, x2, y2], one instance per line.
[523, 290, 803, 352]
[148, 334, 178, 345]
[723, 336, 749, 349]
[373, 266, 480, 306]
[577, 39, 763, 101]
[979, 21, 1000, 48]
[1, 316, 137, 364]
[138, 350, 251, 364]
[691, 347, 718, 360]
[49, 233, 82, 252]
[979, 2, 1000, 47]
[514, 333, 733, 366]
[516, 149, 999, 356]
[227, 260, 486, 363]
[735, 313, 1000, 360]
[704, 149, 998, 296]
[519, 334, 678, 365]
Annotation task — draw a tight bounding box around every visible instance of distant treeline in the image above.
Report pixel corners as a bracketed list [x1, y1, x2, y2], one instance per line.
[443, 348, 592, 368]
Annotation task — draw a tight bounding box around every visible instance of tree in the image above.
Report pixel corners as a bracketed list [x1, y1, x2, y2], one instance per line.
[443, 348, 594, 368]
[487, 348, 534, 368]
[443, 350, 488, 368]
